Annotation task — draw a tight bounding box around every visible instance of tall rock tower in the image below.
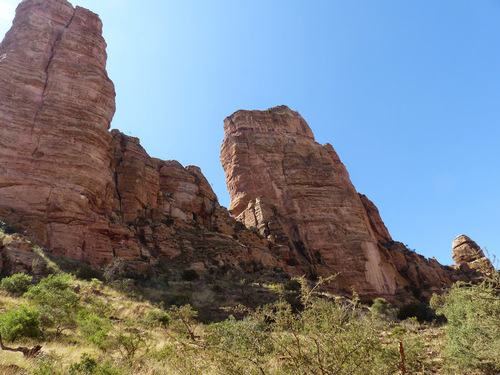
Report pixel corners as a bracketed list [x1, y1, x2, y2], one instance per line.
[0, 0, 116, 263]
[221, 105, 405, 296]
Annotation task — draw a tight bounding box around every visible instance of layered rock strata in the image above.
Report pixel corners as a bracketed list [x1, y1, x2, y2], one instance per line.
[0, 1, 491, 302]
[0, 0, 277, 276]
[452, 234, 492, 273]
[0, 0, 117, 264]
[221, 106, 408, 296]
[220, 106, 489, 298]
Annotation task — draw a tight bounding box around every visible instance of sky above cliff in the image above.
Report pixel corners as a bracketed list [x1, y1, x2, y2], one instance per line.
[1, 0, 499, 266]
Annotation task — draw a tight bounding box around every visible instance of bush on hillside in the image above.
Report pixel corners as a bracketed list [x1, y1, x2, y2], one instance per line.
[143, 309, 171, 329]
[24, 274, 80, 335]
[0, 272, 33, 295]
[78, 312, 113, 349]
[197, 277, 424, 374]
[69, 353, 121, 375]
[0, 305, 42, 342]
[397, 302, 436, 323]
[76, 264, 105, 281]
[181, 269, 199, 281]
[431, 267, 500, 374]
[371, 297, 390, 315]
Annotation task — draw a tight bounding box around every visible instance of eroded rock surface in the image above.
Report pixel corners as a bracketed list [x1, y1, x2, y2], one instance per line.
[0, 1, 492, 302]
[0, 0, 278, 275]
[221, 106, 408, 296]
[220, 106, 493, 299]
[452, 234, 492, 272]
[0, 0, 117, 264]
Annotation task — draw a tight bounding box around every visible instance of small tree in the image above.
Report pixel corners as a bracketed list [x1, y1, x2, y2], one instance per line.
[371, 297, 390, 316]
[24, 274, 80, 336]
[77, 312, 113, 349]
[0, 305, 42, 342]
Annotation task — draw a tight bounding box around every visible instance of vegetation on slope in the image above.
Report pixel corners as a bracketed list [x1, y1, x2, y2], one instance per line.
[0, 225, 499, 374]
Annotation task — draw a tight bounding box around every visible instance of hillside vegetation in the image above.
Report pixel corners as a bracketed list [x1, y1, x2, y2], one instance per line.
[0, 229, 499, 374]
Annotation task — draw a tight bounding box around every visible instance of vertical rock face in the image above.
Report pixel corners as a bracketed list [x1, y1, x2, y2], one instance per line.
[0, 0, 116, 263]
[0, 2, 491, 302]
[221, 106, 404, 296]
[0, 0, 277, 274]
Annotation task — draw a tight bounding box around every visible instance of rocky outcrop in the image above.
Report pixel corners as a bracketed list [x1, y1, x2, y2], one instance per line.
[220, 106, 493, 300]
[359, 194, 392, 243]
[108, 130, 277, 272]
[0, 1, 492, 302]
[221, 106, 408, 297]
[0, 0, 278, 276]
[0, 0, 117, 264]
[452, 234, 492, 273]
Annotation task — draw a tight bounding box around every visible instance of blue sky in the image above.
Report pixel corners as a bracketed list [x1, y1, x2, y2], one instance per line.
[1, 0, 499, 266]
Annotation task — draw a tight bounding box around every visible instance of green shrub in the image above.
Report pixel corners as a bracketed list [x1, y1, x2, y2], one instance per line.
[69, 353, 121, 375]
[78, 312, 112, 349]
[76, 265, 105, 281]
[143, 309, 170, 329]
[168, 305, 200, 342]
[0, 220, 20, 235]
[69, 353, 98, 375]
[181, 269, 199, 281]
[397, 303, 436, 323]
[164, 292, 193, 307]
[0, 305, 42, 342]
[283, 279, 301, 292]
[33, 353, 63, 375]
[109, 322, 153, 364]
[30, 273, 72, 291]
[390, 325, 407, 337]
[431, 268, 500, 374]
[371, 297, 390, 315]
[25, 274, 80, 335]
[199, 278, 422, 374]
[0, 272, 33, 295]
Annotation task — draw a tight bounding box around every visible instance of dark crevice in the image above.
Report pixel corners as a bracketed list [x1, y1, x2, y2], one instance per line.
[114, 167, 123, 214]
[113, 135, 128, 216]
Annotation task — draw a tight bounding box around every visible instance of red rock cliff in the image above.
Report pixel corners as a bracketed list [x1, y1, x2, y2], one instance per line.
[221, 106, 407, 296]
[0, 0, 276, 273]
[0, 0, 116, 263]
[0, 2, 488, 302]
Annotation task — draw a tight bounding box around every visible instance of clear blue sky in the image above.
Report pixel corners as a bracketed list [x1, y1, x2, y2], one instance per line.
[1, 0, 499, 266]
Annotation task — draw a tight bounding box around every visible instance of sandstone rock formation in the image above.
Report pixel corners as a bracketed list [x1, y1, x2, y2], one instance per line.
[452, 234, 492, 272]
[0, 1, 492, 303]
[0, 0, 117, 264]
[221, 106, 491, 299]
[221, 106, 408, 297]
[0, 0, 277, 277]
